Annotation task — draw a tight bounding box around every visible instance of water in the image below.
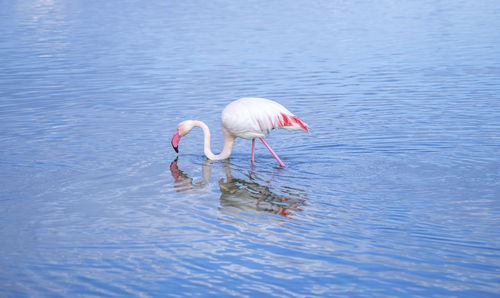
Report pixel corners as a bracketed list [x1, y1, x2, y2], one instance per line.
[1, 0, 499, 296]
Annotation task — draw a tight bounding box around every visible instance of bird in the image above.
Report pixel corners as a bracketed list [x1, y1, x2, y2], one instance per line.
[171, 97, 309, 167]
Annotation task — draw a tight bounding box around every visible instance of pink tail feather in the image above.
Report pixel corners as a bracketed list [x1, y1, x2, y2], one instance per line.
[279, 113, 309, 132]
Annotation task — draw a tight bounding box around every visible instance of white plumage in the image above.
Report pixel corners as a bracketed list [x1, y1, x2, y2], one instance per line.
[221, 97, 308, 139]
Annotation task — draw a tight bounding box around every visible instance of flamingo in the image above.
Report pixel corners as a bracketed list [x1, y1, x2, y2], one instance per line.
[171, 97, 309, 167]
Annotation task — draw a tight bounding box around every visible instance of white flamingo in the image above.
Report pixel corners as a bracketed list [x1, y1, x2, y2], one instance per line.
[171, 97, 309, 167]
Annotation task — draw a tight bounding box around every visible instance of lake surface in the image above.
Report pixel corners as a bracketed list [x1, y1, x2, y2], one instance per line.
[1, 0, 499, 296]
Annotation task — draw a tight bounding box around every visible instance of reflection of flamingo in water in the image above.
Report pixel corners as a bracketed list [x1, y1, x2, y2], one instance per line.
[169, 158, 208, 193]
[169, 159, 307, 218]
[171, 97, 309, 167]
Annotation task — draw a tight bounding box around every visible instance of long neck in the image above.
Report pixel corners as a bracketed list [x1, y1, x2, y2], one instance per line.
[193, 120, 235, 160]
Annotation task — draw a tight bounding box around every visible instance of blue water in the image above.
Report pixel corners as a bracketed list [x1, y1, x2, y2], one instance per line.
[1, 0, 500, 296]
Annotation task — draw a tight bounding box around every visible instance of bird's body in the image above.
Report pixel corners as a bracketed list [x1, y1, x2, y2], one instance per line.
[171, 97, 309, 167]
[221, 97, 308, 140]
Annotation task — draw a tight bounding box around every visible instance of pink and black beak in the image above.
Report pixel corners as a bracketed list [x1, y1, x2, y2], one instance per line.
[171, 130, 181, 153]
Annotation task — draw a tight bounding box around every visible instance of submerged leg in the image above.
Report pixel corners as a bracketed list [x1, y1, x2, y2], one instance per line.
[259, 137, 286, 167]
[251, 139, 255, 164]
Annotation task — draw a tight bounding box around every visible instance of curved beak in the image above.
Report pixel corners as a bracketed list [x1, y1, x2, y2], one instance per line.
[171, 130, 181, 153]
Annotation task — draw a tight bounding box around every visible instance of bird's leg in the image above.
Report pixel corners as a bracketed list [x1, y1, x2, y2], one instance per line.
[259, 137, 286, 167]
[251, 139, 255, 164]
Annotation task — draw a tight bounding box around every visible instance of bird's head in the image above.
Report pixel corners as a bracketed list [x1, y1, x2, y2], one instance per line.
[171, 120, 196, 153]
